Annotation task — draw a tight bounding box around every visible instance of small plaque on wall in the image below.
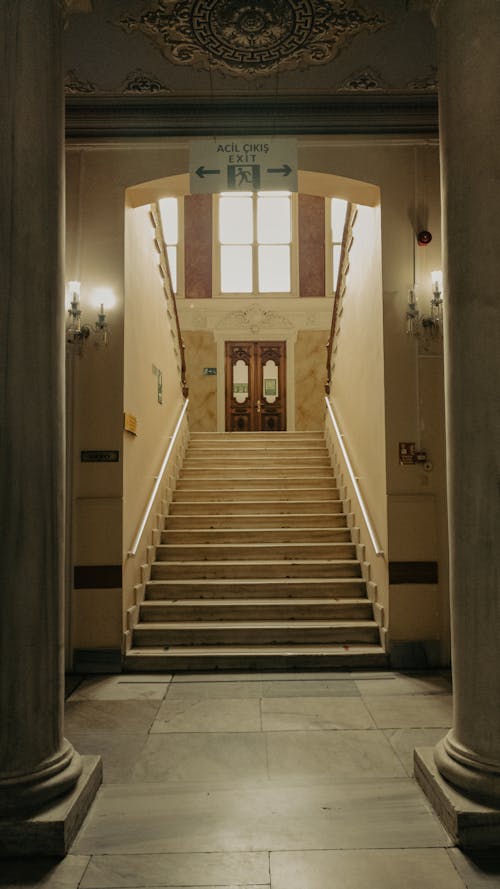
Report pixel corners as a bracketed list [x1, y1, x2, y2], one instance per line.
[81, 450, 120, 463]
[124, 413, 138, 435]
[203, 367, 217, 376]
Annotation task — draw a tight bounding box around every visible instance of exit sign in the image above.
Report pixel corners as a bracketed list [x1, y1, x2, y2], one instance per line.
[190, 137, 298, 194]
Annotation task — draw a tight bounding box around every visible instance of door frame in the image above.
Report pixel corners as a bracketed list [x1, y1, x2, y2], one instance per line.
[214, 330, 298, 432]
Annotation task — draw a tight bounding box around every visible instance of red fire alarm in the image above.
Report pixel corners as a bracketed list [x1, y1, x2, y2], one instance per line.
[417, 230, 432, 246]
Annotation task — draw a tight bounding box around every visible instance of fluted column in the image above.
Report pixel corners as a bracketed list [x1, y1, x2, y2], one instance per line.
[428, 0, 500, 803]
[0, 0, 82, 814]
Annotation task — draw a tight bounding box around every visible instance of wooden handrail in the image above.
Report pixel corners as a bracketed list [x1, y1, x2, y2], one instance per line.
[151, 202, 189, 398]
[325, 201, 356, 395]
[325, 396, 384, 558]
[127, 398, 189, 558]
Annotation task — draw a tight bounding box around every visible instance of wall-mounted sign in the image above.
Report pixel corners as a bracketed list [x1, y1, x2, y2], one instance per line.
[190, 138, 297, 194]
[81, 450, 120, 463]
[203, 367, 217, 376]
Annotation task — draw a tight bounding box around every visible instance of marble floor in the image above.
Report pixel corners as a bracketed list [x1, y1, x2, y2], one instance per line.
[3, 670, 500, 888]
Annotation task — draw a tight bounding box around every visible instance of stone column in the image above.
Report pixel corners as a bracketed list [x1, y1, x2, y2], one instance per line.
[415, 0, 500, 839]
[0, 1, 100, 845]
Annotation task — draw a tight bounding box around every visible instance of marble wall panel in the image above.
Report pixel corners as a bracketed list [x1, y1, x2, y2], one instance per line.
[185, 194, 212, 299]
[295, 330, 329, 430]
[183, 331, 218, 431]
[299, 194, 326, 297]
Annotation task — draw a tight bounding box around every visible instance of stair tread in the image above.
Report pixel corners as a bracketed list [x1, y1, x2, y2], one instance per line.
[126, 644, 386, 655]
[152, 558, 360, 568]
[147, 576, 363, 585]
[135, 619, 377, 629]
[142, 597, 370, 606]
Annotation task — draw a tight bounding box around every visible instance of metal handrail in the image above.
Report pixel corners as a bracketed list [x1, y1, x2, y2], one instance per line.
[127, 398, 189, 558]
[325, 396, 384, 557]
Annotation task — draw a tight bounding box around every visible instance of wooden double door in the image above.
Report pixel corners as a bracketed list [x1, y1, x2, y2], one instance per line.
[225, 341, 286, 432]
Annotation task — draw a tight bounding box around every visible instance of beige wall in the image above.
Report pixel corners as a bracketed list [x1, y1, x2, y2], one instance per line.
[326, 202, 389, 623]
[122, 203, 186, 617]
[295, 330, 330, 430]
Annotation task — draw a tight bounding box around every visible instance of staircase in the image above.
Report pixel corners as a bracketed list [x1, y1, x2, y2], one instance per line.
[125, 431, 387, 671]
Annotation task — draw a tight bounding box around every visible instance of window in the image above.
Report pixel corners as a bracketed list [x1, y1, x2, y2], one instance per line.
[158, 197, 181, 294]
[217, 191, 293, 295]
[328, 198, 349, 293]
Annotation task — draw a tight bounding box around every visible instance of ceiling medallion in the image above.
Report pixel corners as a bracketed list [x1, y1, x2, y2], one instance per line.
[119, 0, 386, 78]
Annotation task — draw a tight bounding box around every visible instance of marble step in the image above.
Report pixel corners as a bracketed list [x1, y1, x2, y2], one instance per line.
[124, 644, 388, 671]
[176, 477, 339, 491]
[133, 619, 380, 647]
[161, 527, 352, 544]
[150, 559, 362, 580]
[170, 500, 344, 515]
[154, 542, 356, 562]
[173, 489, 343, 502]
[164, 513, 349, 530]
[184, 446, 329, 457]
[180, 467, 335, 479]
[145, 577, 367, 600]
[182, 457, 332, 468]
[139, 598, 374, 622]
[190, 431, 324, 441]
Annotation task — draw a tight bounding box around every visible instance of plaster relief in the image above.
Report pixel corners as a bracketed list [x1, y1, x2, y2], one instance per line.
[217, 304, 294, 334]
[118, 0, 386, 78]
[65, 69, 97, 94]
[122, 69, 172, 95]
[339, 66, 386, 91]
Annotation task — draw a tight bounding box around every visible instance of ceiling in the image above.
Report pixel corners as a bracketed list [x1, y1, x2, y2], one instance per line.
[64, 0, 438, 137]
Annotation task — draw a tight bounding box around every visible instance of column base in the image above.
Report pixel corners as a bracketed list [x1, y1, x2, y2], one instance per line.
[0, 755, 102, 858]
[415, 747, 500, 849]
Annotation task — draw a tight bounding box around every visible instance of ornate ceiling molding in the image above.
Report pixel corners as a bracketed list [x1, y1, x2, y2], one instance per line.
[407, 66, 438, 91]
[121, 69, 172, 95]
[118, 0, 386, 79]
[65, 94, 439, 139]
[339, 66, 387, 91]
[65, 69, 96, 95]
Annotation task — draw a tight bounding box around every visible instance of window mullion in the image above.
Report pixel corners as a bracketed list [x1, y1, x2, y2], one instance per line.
[253, 192, 259, 295]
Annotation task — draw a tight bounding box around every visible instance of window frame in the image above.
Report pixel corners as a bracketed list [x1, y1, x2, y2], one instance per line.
[213, 191, 298, 298]
[158, 195, 185, 298]
[326, 197, 348, 297]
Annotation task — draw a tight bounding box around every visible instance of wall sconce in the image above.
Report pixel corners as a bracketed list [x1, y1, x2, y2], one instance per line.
[406, 270, 443, 340]
[66, 281, 109, 348]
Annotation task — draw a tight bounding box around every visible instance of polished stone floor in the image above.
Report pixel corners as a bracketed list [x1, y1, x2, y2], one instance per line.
[3, 670, 500, 888]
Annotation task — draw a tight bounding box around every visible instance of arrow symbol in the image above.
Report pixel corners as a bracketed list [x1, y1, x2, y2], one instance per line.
[266, 164, 292, 177]
[195, 166, 220, 178]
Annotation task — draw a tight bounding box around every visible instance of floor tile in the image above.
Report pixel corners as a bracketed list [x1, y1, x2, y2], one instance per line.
[266, 729, 406, 780]
[80, 851, 269, 888]
[64, 701, 160, 734]
[383, 728, 448, 775]
[355, 673, 451, 697]
[363, 694, 453, 728]
[259, 671, 353, 681]
[172, 673, 262, 683]
[270, 849, 466, 889]
[166, 681, 264, 699]
[131, 732, 268, 784]
[151, 698, 261, 733]
[72, 780, 452, 855]
[261, 696, 375, 731]
[261, 679, 359, 697]
[68, 676, 170, 701]
[447, 848, 500, 888]
[0, 855, 90, 889]
[67, 733, 150, 783]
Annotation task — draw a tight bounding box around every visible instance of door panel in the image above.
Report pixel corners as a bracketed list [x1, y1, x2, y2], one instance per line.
[225, 341, 286, 432]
